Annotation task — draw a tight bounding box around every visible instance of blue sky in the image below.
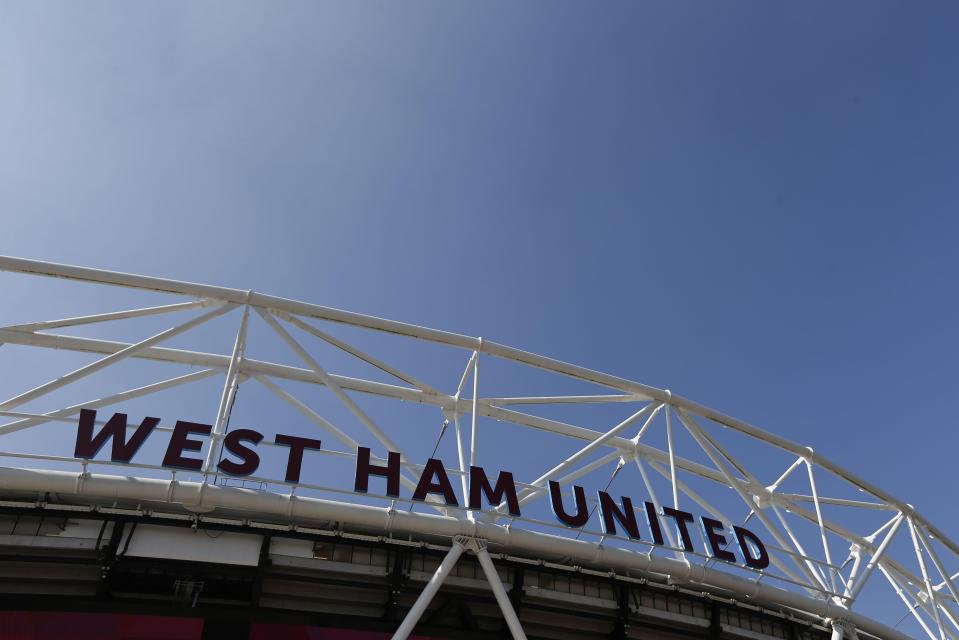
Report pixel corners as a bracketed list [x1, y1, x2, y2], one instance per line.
[1, 2, 958, 634]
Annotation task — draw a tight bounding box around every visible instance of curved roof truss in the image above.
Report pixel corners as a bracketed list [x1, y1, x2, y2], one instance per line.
[0, 256, 953, 640]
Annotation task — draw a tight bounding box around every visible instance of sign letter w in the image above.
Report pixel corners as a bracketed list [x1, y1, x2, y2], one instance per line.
[74, 408, 159, 463]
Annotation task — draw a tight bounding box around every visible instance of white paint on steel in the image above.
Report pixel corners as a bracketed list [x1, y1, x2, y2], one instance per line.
[391, 538, 465, 640]
[476, 545, 528, 640]
[205, 303, 250, 476]
[0, 256, 956, 640]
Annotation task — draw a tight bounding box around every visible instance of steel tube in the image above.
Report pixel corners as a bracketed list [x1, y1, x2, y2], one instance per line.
[0, 299, 214, 333]
[204, 305, 250, 475]
[279, 311, 440, 395]
[391, 539, 465, 640]
[470, 346, 480, 467]
[846, 514, 904, 602]
[0, 303, 231, 410]
[476, 546, 528, 640]
[831, 621, 845, 640]
[0, 369, 220, 436]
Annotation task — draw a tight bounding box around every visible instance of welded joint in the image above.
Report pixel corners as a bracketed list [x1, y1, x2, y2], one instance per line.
[166, 472, 177, 502]
[593, 545, 606, 564]
[193, 477, 208, 508]
[667, 560, 707, 587]
[386, 500, 397, 531]
[751, 489, 774, 510]
[286, 486, 297, 518]
[75, 462, 90, 494]
[830, 619, 848, 640]
[453, 535, 486, 553]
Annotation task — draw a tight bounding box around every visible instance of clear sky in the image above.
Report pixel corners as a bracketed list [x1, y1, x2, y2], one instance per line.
[1, 2, 958, 635]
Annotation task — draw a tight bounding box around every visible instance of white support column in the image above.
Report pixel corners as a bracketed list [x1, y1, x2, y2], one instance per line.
[451, 350, 475, 514]
[891, 559, 959, 640]
[483, 394, 640, 405]
[770, 502, 830, 592]
[665, 403, 679, 510]
[768, 456, 807, 493]
[456, 351, 477, 397]
[392, 539, 466, 640]
[476, 545, 528, 640]
[634, 455, 680, 553]
[806, 459, 838, 593]
[831, 620, 846, 640]
[917, 523, 959, 621]
[843, 544, 863, 599]
[470, 341, 481, 467]
[879, 563, 939, 640]
[450, 411, 469, 504]
[845, 513, 904, 603]
[204, 304, 250, 477]
[630, 403, 664, 444]
[909, 516, 947, 640]
[676, 409, 829, 593]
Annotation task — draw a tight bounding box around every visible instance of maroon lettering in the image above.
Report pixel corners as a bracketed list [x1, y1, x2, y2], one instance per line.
[701, 516, 736, 562]
[469, 466, 520, 516]
[549, 481, 589, 527]
[217, 428, 264, 476]
[72, 408, 770, 570]
[734, 526, 770, 569]
[354, 447, 400, 497]
[662, 506, 696, 552]
[644, 501, 665, 546]
[74, 409, 158, 462]
[161, 420, 212, 470]
[274, 434, 322, 483]
[412, 458, 458, 506]
[598, 492, 641, 539]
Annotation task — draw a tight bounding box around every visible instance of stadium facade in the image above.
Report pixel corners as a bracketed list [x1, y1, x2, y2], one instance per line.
[0, 257, 953, 640]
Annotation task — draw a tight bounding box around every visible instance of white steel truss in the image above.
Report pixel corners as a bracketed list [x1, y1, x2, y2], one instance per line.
[0, 256, 954, 640]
